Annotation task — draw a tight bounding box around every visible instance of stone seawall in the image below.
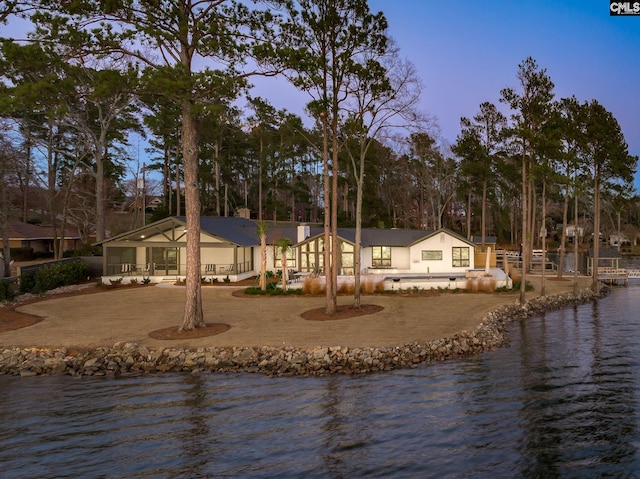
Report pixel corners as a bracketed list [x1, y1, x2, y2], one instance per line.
[0, 288, 608, 377]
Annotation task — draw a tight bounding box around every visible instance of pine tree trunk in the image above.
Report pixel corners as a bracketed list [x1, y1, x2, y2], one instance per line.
[558, 185, 569, 279]
[180, 102, 204, 331]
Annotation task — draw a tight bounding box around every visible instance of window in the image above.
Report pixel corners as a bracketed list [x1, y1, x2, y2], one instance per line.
[452, 247, 470, 267]
[422, 250, 443, 261]
[372, 246, 392, 268]
[274, 246, 296, 269]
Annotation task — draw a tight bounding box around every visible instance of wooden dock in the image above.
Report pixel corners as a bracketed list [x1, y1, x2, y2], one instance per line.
[598, 267, 629, 285]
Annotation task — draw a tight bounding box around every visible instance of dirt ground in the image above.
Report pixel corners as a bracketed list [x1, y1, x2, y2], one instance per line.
[0, 275, 593, 350]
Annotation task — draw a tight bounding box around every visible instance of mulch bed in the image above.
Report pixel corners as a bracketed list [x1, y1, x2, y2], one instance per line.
[0, 309, 43, 332]
[301, 304, 384, 321]
[149, 323, 231, 340]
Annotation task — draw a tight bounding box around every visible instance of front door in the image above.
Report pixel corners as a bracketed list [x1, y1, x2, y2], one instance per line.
[152, 247, 179, 275]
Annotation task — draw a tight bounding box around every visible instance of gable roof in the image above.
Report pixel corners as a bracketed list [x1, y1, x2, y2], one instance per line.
[340, 228, 432, 247]
[98, 216, 476, 249]
[299, 227, 476, 248]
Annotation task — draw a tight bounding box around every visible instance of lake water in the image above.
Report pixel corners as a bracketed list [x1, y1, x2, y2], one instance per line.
[2, 275, 640, 477]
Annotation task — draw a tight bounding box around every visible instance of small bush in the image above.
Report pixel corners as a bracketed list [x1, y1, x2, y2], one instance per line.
[19, 272, 36, 293]
[129, 278, 138, 284]
[511, 280, 534, 291]
[302, 278, 324, 295]
[223, 275, 231, 283]
[509, 268, 521, 284]
[359, 279, 376, 295]
[142, 276, 151, 284]
[243, 286, 303, 296]
[337, 281, 355, 295]
[109, 277, 124, 286]
[0, 279, 16, 301]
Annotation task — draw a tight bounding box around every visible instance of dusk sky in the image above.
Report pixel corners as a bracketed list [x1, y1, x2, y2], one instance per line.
[254, 0, 640, 188]
[3, 1, 640, 187]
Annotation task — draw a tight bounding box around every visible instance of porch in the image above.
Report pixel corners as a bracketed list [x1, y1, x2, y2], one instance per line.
[101, 260, 255, 284]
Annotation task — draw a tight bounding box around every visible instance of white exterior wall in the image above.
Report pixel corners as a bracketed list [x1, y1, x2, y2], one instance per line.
[391, 246, 411, 269]
[409, 233, 475, 274]
[361, 248, 372, 270]
[252, 245, 278, 273]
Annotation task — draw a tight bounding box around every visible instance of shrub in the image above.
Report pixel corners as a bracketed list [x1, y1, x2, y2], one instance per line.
[28, 260, 90, 294]
[19, 272, 36, 294]
[142, 276, 151, 284]
[509, 268, 521, 284]
[223, 275, 231, 283]
[302, 278, 324, 295]
[359, 279, 376, 295]
[511, 280, 534, 291]
[0, 279, 15, 301]
[243, 286, 302, 296]
[337, 281, 355, 295]
[129, 278, 138, 284]
[109, 277, 124, 286]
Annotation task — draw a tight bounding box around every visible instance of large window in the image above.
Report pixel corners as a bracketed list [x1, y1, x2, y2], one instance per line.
[274, 245, 296, 269]
[422, 250, 443, 261]
[372, 246, 392, 268]
[452, 247, 470, 267]
[300, 237, 324, 272]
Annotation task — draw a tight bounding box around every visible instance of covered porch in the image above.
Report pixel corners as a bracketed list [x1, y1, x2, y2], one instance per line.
[98, 217, 256, 284]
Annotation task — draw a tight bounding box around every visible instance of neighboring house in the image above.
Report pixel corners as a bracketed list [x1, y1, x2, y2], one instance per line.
[609, 233, 630, 247]
[97, 216, 482, 286]
[564, 224, 585, 240]
[1, 222, 81, 255]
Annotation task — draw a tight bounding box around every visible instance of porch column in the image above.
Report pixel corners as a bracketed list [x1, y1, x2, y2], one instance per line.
[234, 247, 238, 273]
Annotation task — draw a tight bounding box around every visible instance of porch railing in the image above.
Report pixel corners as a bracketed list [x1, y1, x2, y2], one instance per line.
[106, 261, 254, 277]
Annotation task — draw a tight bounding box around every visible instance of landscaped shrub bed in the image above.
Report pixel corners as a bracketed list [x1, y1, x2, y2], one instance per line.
[20, 261, 89, 294]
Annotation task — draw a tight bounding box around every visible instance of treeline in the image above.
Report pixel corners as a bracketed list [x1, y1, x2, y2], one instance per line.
[1, 4, 637, 251]
[0, 1, 637, 320]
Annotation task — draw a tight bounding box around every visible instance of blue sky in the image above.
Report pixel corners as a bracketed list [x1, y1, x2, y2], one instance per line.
[256, 0, 640, 189]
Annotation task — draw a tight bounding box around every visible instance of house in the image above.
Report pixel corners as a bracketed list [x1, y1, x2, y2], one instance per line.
[609, 233, 630, 247]
[1, 222, 81, 256]
[564, 224, 585, 241]
[97, 216, 511, 289]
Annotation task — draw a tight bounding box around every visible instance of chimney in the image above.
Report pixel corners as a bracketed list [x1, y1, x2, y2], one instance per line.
[297, 224, 310, 243]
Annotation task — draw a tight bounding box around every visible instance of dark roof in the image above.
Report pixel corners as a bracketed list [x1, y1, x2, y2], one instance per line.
[338, 228, 433, 247]
[8, 222, 81, 240]
[100, 216, 475, 248]
[189, 217, 307, 246]
[194, 216, 260, 246]
[588, 247, 620, 258]
[471, 235, 497, 245]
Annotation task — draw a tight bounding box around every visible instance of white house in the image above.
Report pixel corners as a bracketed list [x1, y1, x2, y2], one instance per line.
[97, 216, 509, 289]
